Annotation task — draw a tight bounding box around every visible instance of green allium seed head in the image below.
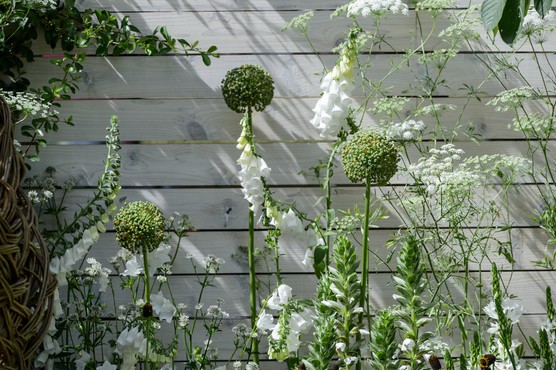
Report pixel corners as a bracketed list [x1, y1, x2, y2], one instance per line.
[341, 129, 400, 184]
[114, 201, 165, 253]
[221, 64, 274, 113]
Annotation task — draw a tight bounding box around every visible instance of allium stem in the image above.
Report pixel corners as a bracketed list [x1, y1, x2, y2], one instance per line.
[246, 109, 259, 363]
[360, 180, 372, 330]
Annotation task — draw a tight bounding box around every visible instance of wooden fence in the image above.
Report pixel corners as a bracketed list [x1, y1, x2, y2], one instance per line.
[22, 0, 556, 368]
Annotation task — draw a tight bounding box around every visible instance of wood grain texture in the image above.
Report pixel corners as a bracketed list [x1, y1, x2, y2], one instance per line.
[27, 140, 552, 187]
[24, 97, 538, 142]
[51, 185, 547, 230]
[25, 53, 550, 99]
[86, 228, 552, 274]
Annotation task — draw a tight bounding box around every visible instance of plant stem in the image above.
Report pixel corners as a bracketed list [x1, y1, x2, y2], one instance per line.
[143, 247, 151, 367]
[360, 180, 372, 328]
[248, 207, 259, 363]
[357, 180, 372, 370]
[246, 107, 259, 363]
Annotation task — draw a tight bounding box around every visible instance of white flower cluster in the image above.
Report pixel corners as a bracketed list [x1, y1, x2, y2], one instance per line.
[114, 326, 147, 370]
[382, 119, 426, 141]
[151, 291, 177, 323]
[347, 0, 409, 16]
[310, 53, 355, 138]
[120, 243, 172, 277]
[49, 223, 103, 286]
[483, 299, 526, 370]
[539, 318, 556, 354]
[487, 87, 535, 112]
[85, 257, 111, 292]
[522, 9, 556, 36]
[0, 89, 57, 122]
[256, 285, 313, 361]
[408, 144, 477, 195]
[237, 124, 271, 216]
[512, 113, 554, 136]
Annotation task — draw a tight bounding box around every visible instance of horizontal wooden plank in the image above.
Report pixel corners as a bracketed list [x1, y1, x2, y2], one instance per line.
[26, 140, 553, 187]
[25, 53, 548, 99]
[85, 227, 553, 274]
[48, 186, 547, 230]
[31, 11, 415, 55]
[93, 271, 556, 317]
[73, 0, 500, 11]
[20, 97, 538, 143]
[75, 0, 346, 11]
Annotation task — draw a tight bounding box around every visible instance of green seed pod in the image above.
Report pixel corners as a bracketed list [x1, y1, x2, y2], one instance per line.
[221, 64, 274, 113]
[114, 201, 165, 253]
[341, 129, 399, 184]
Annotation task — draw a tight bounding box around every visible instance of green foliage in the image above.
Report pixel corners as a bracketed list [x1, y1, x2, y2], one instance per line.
[1, 0, 218, 164]
[369, 309, 398, 370]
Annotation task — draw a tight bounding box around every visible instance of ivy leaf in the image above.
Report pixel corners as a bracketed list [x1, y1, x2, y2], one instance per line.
[481, 0, 507, 31]
[499, 0, 523, 44]
[534, 0, 552, 17]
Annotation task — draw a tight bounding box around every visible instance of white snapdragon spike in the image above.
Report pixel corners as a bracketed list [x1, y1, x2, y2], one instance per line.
[347, 0, 409, 17]
[310, 54, 355, 138]
[115, 326, 147, 370]
[267, 284, 293, 310]
[237, 143, 271, 216]
[383, 119, 426, 141]
[151, 292, 177, 323]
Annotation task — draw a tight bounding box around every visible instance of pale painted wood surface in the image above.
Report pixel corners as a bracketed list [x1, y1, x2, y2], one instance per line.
[21, 0, 556, 362]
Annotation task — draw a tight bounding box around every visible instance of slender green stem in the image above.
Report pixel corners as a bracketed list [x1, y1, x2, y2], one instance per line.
[248, 208, 259, 363]
[142, 247, 151, 366]
[356, 180, 372, 370]
[246, 105, 259, 363]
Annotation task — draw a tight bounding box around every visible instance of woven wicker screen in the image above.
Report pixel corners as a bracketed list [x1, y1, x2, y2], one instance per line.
[0, 97, 56, 369]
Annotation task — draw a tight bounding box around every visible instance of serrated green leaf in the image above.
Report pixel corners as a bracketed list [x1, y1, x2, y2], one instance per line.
[481, 0, 508, 31]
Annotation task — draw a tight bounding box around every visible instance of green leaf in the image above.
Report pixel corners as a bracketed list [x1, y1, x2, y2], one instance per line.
[498, 0, 523, 44]
[201, 53, 211, 66]
[481, 0, 508, 31]
[534, 0, 552, 17]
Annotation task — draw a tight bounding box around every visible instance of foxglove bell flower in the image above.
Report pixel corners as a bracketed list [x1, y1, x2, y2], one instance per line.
[237, 144, 271, 215]
[151, 292, 176, 323]
[310, 53, 355, 137]
[267, 284, 293, 310]
[115, 326, 147, 370]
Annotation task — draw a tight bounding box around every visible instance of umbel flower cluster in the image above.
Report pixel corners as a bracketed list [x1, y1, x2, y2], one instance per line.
[341, 129, 400, 184]
[221, 64, 275, 113]
[114, 201, 165, 253]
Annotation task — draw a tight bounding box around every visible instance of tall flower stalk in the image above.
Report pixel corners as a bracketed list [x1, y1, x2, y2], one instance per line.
[221, 64, 275, 363]
[341, 129, 399, 331]
[114, 200, 165, 367]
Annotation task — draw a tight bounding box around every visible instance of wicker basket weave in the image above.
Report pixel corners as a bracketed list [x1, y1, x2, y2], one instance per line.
[0, 97, 57, 369]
